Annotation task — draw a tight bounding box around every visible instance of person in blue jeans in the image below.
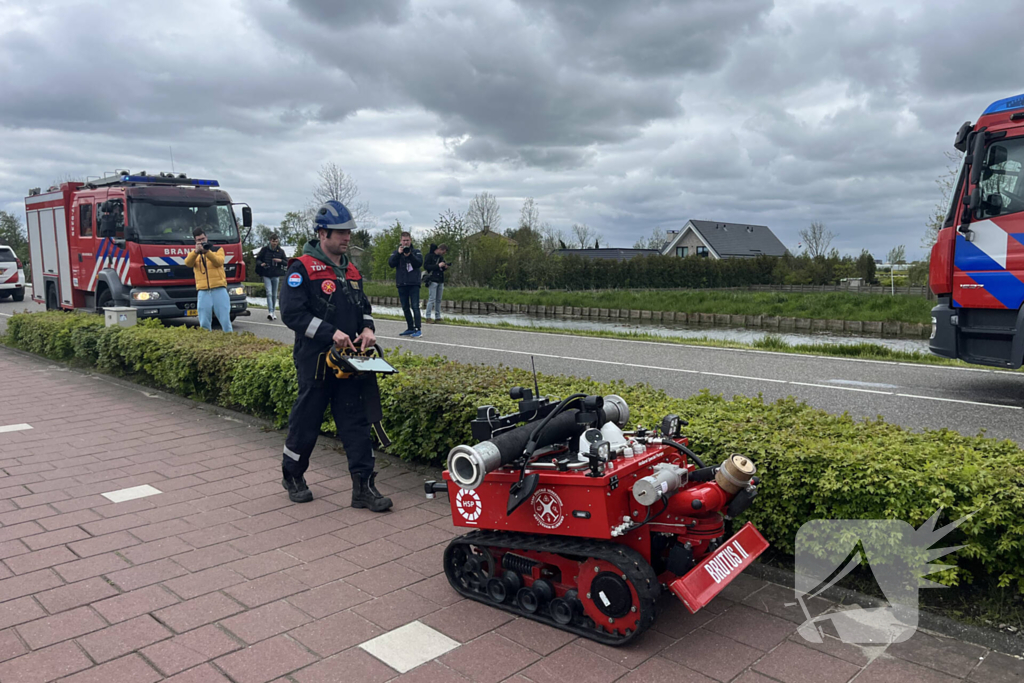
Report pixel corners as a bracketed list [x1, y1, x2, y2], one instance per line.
[185, 225, 232, 332]
[256, 234, 288, 319]
[388, 231, 423, 337]
[423, 243, 449, 323]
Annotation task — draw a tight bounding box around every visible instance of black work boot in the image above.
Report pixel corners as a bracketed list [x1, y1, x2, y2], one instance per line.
[351, 472, 392, 512]
[282, 472, 313, 504]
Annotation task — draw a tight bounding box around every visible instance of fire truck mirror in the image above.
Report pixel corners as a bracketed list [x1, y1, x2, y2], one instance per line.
[241, 206, 252, 228]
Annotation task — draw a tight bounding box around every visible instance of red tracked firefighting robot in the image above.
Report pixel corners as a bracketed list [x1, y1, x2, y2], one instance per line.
[425, 386, 768, 645]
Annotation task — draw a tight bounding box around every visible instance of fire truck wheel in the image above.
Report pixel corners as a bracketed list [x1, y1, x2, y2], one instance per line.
[96, 287, 113, 311]
[45, 284, 58, 311]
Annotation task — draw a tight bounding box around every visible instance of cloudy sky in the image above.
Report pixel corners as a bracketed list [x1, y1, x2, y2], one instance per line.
[1, 0, 1021, 259]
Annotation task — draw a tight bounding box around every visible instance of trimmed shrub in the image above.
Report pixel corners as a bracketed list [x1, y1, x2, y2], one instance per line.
[4, 311, 1024, 591]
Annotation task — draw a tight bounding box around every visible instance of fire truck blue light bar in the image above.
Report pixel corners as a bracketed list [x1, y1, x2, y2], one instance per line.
[118, 175, 220, 187]
[983, 93, 1024, 115]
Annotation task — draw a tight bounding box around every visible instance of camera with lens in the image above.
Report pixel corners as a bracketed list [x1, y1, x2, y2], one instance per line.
[402, 246, 411, 255]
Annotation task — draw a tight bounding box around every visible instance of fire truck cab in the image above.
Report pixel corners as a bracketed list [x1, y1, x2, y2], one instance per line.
[929, 93, 1024, 367]
[25, 171, 251, 321]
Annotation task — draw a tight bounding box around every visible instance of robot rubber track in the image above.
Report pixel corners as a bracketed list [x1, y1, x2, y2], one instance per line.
[443, 530, 660, 645]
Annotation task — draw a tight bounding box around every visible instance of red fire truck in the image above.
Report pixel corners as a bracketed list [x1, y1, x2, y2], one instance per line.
[930, 93, 1024, 367]
[25, 171, 251, 321]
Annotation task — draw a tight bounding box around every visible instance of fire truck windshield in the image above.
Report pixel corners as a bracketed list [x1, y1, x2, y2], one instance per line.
[978, 137, 1024, 219]
[128, 201, 240, 244]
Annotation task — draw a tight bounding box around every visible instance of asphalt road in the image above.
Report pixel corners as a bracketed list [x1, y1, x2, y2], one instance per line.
[5, 298, 1024, 444]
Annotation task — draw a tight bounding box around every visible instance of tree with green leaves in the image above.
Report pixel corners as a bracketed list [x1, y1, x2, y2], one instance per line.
[426, 209, 470, 269]
[855, 249, 877, 283]
[887, 244, 906, 265]
[275, 211, 314, 250]
[0, 212, 29, 267]
[371, 221, 407, 281]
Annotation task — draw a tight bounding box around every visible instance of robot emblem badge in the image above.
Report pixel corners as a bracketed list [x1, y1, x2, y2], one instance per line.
[456, 488, 482, 522]
[532, 488, 564, 529]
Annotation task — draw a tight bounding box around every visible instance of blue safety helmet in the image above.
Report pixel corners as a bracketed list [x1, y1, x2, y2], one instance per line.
[313, 200, 356, 235]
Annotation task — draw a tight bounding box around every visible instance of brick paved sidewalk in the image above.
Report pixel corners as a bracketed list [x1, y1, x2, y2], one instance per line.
[0, 345, 1019, 683]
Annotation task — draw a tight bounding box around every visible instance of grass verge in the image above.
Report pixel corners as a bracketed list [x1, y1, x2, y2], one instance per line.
[361, 282, 934, 324]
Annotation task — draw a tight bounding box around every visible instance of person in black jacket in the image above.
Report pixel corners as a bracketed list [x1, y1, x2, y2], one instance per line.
[256, 234, 288, 320]
[423, 243, 449, 323]
[387, 231, 423, 336]
[278, 200, 392, 511]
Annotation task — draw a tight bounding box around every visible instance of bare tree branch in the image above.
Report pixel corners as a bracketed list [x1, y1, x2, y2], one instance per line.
[570, 223, 601, 249]
[519, 197, 540, 231]
[798, 221, 835, 258]
[466, 192, 502, 233]
[922, 151, 962, 251]
[311, 162, 373, 225]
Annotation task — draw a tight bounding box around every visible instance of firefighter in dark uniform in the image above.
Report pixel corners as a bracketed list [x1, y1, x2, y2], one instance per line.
[279, 200, 392, 511]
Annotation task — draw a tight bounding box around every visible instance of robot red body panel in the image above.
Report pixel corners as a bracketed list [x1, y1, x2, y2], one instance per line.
[427, 387, 768, 645]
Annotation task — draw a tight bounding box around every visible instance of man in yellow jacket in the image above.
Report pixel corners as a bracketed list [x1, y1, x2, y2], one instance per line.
[185, 224, 232, 332]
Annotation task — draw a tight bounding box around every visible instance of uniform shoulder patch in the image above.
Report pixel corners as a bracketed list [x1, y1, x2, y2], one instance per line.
[288, 272, 303, 287]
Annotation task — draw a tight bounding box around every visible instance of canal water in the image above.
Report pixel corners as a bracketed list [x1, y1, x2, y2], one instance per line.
[247, 297, 930, 354]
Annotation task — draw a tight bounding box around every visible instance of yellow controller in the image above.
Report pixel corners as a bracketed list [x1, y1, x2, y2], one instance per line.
[325, 345, 379, 380]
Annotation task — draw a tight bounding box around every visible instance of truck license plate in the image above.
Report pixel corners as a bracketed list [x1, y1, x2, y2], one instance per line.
[669, 522, 769, 613]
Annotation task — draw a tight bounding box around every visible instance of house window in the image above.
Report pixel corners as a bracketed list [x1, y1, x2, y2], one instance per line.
[696, 246, 708, 257]
[676, 246, 689, 257]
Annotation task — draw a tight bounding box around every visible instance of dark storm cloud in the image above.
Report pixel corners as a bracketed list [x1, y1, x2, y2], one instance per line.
[2, 0, 1023, 259]
[288, 0, 411, 25]
[253, 0, 772, 167]
[518, 0, 773, 77]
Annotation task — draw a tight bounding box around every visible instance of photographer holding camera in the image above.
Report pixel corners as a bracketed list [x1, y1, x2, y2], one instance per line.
[387, 231, 423, 336]
[423, 243, 450, 323]
[256, 233, 288, 320]
[185, 224, 232, 332]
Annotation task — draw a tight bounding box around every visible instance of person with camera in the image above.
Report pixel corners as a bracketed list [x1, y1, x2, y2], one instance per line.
[278, 200, 392, 511]
[423, 243, 450, 323]
[255, 233, 288, 320]
[387, 231, 423, 337]
[185, 224, 232, 332]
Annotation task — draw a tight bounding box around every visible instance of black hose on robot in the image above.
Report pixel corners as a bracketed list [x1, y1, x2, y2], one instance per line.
[447, 409, 586, 489]
[657, 439, 707, 468]
[688, 466, 718, 483]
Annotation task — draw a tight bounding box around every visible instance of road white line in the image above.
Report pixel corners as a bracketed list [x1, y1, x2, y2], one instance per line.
[788, 382, 892, 395]
[368, 317, 1024, 379]
[895, 393, 1022, 410]
[707, 372, 786, 384]
[379, 335, 1023, 410]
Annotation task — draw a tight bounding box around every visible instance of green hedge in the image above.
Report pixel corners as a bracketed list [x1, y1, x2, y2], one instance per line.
[4, 311, 1024, 592]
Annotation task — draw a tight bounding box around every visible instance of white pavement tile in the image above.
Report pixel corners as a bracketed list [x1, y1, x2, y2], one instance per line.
[359, 620, 460, 673]
[101, 484, 163, 503]
[0, 423, 32, 433]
